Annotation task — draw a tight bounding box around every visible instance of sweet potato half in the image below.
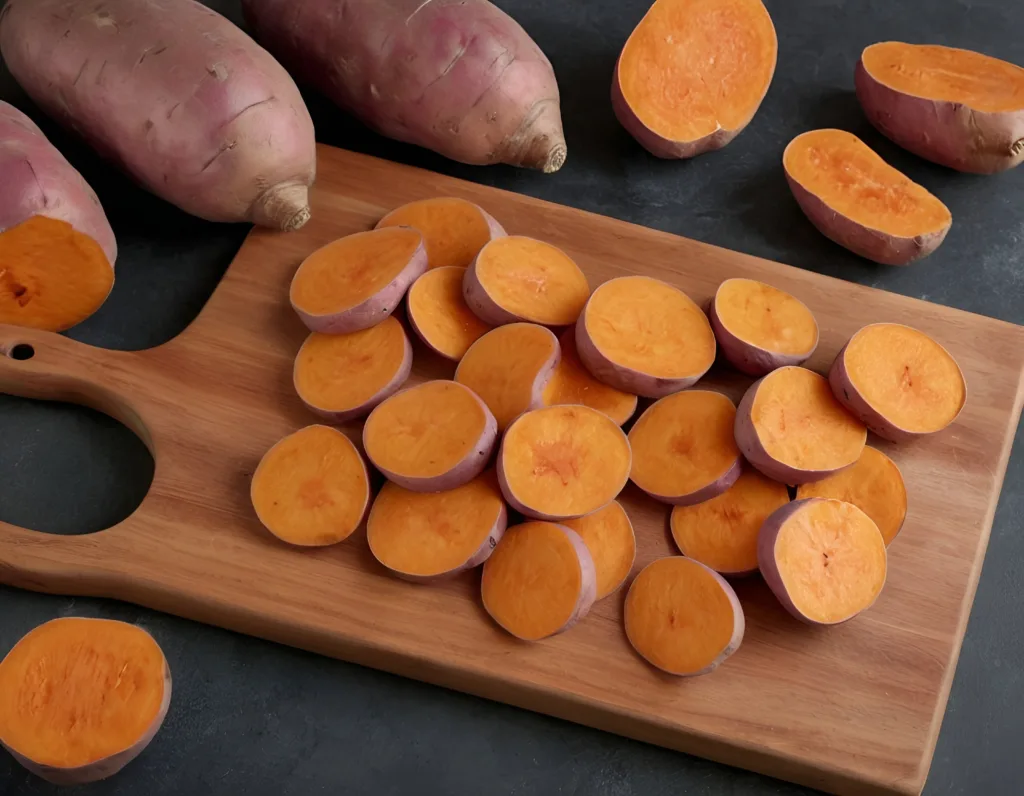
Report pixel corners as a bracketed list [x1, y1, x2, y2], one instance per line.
[377, 198, 506, 270]
[542, 328, 638, 426]
[406, 267, 492, 361]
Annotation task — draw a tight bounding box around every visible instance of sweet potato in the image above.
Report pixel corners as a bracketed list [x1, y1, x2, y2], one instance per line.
[576, 276, 716, 398]
[856, 42, 1024, 174]
[0, 618, 170, 785]
[612, 0, 777, 158]
[709, 278, 818, 376]
[241, 0, 567, 172]
[498, 405, 632, 521]
[542, 328, 638, 426]
[376, 198, 505, 270]
[0, 0, 317, 230]
[829, 323, 966, 442]
[629, 390, 742, 506]
[290, 228, 428, 334]
[735, 366, 866, 485]
[624, 557, 745, 676]
[406, 266, 492, 361]
[758, 498, 887, 625]
[783, 129, 952, 266]
[463, 236, 590, 327]
[481, 521, 597, 640]
[563, 501, 636, 599]
[363, 380, 497, 492]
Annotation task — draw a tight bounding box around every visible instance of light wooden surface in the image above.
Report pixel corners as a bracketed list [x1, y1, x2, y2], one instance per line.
[1, 144, 1022, 796]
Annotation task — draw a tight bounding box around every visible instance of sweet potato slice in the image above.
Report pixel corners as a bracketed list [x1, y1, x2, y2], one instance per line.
[542, 328, 638, 425]
[576, 276, 716, 398]
[856, 42, 1024, 174]
[629, 390, 742, 506]
[829, 323, 966, 442]
[498, 405, 632, 521]
[797, 446, 907, 546]
[784, 129, 952, 266]
[671, 469, 789, 575]
[293, 316, 412, 423]
[0, 617, 170, 786]
[367, 471, 507, 581]
[251, 425, 370, 546]
[709, 278, 819, 376]
[736, 366, 866, 485]
[290, 227, 427, 334]
[481, 521, 597, 640]
[406, 267, 492, 361]
[455, 323, 560, 431]
[376, 197, 506, 270]
[758, 498, 887, 625]
[564, 501, 636, 599]
[624, 557, 745, 676]
[363, 380, 498, 492]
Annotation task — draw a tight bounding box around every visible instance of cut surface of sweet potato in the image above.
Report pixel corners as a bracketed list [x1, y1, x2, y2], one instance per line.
[564, 501, 636, 599]
[376, 197, 504, 270]
[406, 266, 492, 360]
[542, 328, 637, 425]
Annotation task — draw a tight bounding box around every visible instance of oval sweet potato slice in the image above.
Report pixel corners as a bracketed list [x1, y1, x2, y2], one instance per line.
[563, 500, 636, 599]
[376, 197, 506, 270]
[406, 266, 492, 360]
[542, 327, 637, 426]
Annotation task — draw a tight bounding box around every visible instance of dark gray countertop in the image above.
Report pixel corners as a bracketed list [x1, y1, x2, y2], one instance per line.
[1, 1, 1021, 794]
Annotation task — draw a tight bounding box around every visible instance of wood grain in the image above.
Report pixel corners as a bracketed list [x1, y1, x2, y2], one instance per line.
[1, 144, 1022, 796]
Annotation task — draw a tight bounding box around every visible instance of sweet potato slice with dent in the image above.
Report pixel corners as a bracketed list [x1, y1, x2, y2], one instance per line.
[564, 501, 636, 599]
[542, 328, 637, 425]
[407, 267, 492, 361]
[376, 197, 505, 269]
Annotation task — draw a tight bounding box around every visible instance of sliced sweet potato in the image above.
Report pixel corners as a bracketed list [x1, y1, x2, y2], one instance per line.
[784, 129, 952, 266]
[542, 328, 638, 425]
[735, 366, 866, 485]
[829, 323, 966, 442]
[576, 276, 716, 398]
[406, 266, 492, 361]
[363, 380, 497, 492]
[376, 197, 505, 270]
[563, 500, 636, 599]
[290, 227, 427, 334]
[498, 405, 631, 521]
[629, 390, 741, 506]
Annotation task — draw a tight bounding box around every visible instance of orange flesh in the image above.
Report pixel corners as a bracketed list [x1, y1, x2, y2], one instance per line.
[290, 227, 421, 315]
[862, 42, 1024, 113]
[363, 381, 488, 478]
[294, 316, 408, 413]
[584, 276, 716, 379]
[843, 324, 965, 434]
[618, 0, 777, 142]
[455, 323, 558, 431]
[671, 469, 789, 573]
[751, 367, 866, 473]
[0, 618, 166, 768]
[407, 267, 491, 359]
[474, 236, 590, 326]
[542, 329, 637, 425]
[0, 215, 113, 332]
[564, 501, 636, 598]
[774, 499, 887, 623]
[629, 391, 739, 499]
[377, 198, 494, 269]
[625, 557, 738, 675]
[367, 472, 505, 577]
[715, 278, 818, 355]
[481, 522, 584, 640]
[251, 425, 369, 546]
[502, 405, 631, 518]
[784, 129, 951, 238]
[797, 446, 907, 546]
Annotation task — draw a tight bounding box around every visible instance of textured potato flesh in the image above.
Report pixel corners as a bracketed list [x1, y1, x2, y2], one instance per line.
[564, 501, 636, 598]
[629, 391, 739, 498]
[774, 500, 887, 623]
[862, 42, 1024, 113]
[797, 447, 907, 546]
[844, 324, 965, 434]
[626, 557, 737, 674]
[752, 367, 866, 473]
[618, 0, 777, 141]
[671, 470, 789, 573]
[585, 276, 716, 379]
[377, 198, 492, 269]
[475, 236, 590, 326]
[716, 278, 817, 356]
[407, 267, 491, 359]
[502, 405, 631, 518]
[0, 618, 165, 768]
[482, 522, 583, 640]
[251, 425, 369, 545]
[290, 228, 421, 315]
[368, 473, 504, 577]
[543, 330, 637, 425]
[0, 216, 113, 332]
[784, 129, 951, 238]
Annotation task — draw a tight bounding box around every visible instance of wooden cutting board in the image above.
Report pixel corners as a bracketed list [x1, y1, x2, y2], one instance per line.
[1, 144, 1022, 796]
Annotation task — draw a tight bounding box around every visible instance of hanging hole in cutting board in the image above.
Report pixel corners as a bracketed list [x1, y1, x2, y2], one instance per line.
[7, 343, 34, 361]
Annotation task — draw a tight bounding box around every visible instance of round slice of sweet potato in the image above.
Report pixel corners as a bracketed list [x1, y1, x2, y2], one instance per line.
[375, 197, 505, 269]
[542, 327, 638, 426]
[563, 500, 636, 599]
[406, 266, 492, 360]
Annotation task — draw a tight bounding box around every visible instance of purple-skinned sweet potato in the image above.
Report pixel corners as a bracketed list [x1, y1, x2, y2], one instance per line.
[377, 197, 506, 270]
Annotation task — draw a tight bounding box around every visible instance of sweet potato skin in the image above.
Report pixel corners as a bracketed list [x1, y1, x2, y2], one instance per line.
[637, 459, 743, 508]
[708, 297, 816, 376]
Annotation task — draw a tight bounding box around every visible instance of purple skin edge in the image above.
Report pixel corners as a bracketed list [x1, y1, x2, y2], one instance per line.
[708, 294, 817, 377]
